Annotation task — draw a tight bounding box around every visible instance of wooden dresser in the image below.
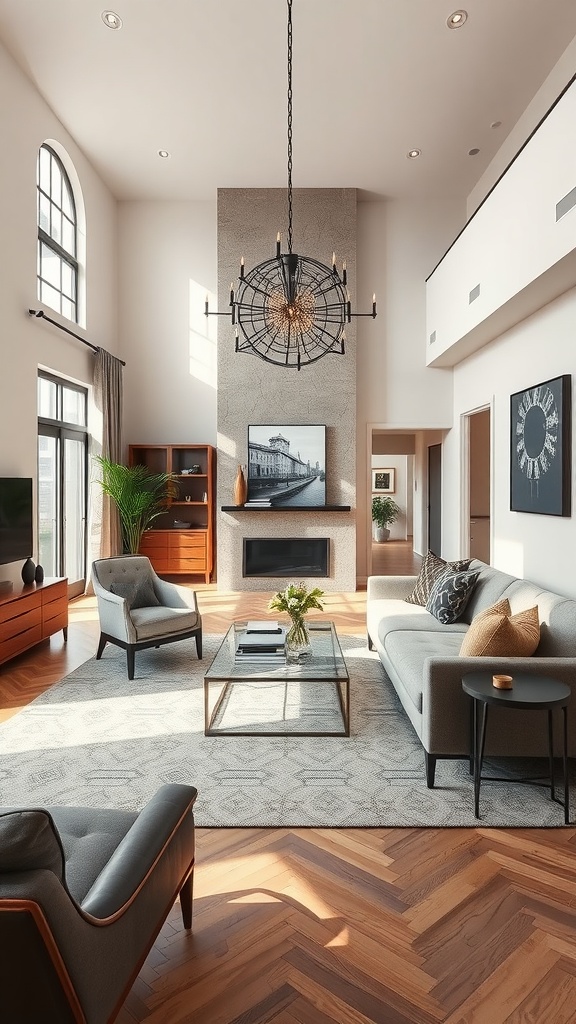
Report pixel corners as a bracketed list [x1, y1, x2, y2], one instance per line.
[0, 578, 68, 667]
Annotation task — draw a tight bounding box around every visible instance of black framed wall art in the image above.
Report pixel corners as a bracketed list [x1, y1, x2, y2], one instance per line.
[372, 468, 395, 493]
[510, 374, 571, 516]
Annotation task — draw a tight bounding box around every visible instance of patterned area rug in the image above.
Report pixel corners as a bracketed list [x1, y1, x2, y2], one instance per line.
[0, 635, 571, 827]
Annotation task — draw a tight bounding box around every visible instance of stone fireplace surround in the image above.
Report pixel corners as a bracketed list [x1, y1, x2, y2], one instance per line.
[216, 188, 357, 592]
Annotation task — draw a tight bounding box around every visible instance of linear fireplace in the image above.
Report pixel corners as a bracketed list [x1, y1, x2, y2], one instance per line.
[243, 537, 329, 578]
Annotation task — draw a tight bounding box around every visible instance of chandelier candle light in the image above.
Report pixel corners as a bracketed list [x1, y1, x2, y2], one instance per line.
[205, 0, 377, 369]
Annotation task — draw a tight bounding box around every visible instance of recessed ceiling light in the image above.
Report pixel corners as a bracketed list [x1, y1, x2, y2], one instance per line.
[447, 10, 468, 28]
[468, 148, 480, 156]
[490, 120, 502, 129]
[101, 10, 122, 30]
[158, 150, 170, 159]
[406, 149, 421, 160]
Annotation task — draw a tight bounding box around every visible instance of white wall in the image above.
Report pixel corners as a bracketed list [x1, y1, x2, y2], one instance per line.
[467, 38, 576, 218]
[355, 198, 462, 578]
[444, 285, 576, 595]
[118, 200, 217, 449]
[426, 75, 576, 368]
[0, 40, 118, 569]
[435, 42, 576, 598]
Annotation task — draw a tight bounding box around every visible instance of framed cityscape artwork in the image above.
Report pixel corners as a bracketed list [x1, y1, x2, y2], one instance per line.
[372, 468, 395, 493]
[510, 374, 571, 516]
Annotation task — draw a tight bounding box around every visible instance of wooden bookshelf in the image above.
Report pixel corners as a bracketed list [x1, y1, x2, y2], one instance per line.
[128, 444, 215, 582]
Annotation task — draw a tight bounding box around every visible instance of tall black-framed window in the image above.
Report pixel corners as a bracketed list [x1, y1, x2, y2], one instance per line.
[38, 371, 88, 598]
[37, 144, 78, 323]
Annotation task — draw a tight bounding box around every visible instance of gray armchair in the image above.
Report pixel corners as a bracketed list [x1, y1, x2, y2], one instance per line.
[0, 782, 197, 1024]
[92, 555, 202, 679]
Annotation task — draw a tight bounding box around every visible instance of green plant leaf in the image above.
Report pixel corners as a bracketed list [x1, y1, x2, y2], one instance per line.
[372, 495, 401, 528]
[268, 581, 324, 617]
[93, 456, 178, 554]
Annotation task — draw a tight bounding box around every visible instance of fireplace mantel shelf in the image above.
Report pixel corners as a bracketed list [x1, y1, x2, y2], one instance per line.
[221, 504, 351, 512]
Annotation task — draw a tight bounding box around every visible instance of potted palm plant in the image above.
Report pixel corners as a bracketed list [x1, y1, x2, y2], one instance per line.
[372, 495, 401, 543]
[94, 456, 178, 554]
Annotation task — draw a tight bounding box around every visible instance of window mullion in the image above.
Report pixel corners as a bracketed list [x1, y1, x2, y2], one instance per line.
[38, 228, 78, 272]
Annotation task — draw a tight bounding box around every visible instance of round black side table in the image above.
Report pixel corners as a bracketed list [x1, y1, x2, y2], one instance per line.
[462, 672, 571, 823]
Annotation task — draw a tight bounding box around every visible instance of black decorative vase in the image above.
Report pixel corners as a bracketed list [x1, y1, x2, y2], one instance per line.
[34, 564, 45, 584]
[21, 557, 36, 585]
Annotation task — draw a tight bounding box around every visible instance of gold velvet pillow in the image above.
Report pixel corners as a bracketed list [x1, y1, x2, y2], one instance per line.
[460, 604, 540, 657]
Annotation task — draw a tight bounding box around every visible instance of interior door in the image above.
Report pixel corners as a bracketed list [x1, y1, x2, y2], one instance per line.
[468, 408, 491, 562]
[428, 444, 442, 556]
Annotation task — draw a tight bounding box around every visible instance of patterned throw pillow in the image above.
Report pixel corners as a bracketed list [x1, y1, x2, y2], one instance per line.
[426, 569, 480, 625]
[109, 575, 160, 610]
[460, 604, 540, 657]
[405, 551, 472, 606]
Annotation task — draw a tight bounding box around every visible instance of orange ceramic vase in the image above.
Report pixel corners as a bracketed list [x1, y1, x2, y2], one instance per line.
[233, 464, 247, 506]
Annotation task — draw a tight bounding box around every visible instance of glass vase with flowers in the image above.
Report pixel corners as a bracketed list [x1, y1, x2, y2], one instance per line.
[269, 581, 325, 661]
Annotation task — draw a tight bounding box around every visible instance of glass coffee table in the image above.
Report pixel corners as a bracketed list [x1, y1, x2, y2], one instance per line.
[204, 621, 350, 737]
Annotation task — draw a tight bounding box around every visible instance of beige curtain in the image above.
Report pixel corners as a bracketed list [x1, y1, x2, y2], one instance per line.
[93, 348, 124, 559]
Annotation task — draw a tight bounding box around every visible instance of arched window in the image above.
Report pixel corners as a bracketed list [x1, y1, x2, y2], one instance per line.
[37, 144, 78, 322]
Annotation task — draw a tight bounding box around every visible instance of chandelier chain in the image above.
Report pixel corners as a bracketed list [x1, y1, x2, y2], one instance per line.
[203, 0, 377, 368]
[287, 0, 293, 254]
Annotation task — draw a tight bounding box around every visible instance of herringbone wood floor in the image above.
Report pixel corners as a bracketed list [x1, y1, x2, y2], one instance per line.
[2, 543, 575, 1023]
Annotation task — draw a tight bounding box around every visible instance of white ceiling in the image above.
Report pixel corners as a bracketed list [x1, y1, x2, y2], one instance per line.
[1, 0, 575, 203]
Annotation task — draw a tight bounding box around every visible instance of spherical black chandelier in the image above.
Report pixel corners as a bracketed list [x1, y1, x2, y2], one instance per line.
[205, 0, 377, 370]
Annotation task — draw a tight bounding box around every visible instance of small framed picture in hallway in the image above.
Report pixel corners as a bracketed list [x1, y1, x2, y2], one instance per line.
[372, 468, 395, 493]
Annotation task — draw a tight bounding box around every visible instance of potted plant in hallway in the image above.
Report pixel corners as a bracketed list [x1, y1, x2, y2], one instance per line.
[94, 456, 178, 554]
[372, 495, 401, 543]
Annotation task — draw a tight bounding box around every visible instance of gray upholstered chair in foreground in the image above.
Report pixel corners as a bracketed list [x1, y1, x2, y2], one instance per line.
[0, 782, 197, 1024]
[92, 555, 202, 679]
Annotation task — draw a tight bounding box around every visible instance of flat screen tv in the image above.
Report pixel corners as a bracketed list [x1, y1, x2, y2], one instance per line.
[0, 478, 33, 565]
[247, 424, 326, 507]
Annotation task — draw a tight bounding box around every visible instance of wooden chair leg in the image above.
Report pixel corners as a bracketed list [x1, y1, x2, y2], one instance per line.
[127, 647, 135, 680]
[195, 631, 202, 660]
[96, 634, 107, 660]
[179, 870, 194, 930]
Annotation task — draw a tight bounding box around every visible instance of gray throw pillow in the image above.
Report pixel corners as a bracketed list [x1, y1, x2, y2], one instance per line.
[405, 551, 471, 606]
[426, 569, 480, 625]
[0, 809, 65, 879]
[109, 575, 160, 610]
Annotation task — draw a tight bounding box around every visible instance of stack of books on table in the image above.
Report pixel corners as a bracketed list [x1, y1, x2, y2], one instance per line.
[235, 621, 286, 662]
[243, 499, 272, 507]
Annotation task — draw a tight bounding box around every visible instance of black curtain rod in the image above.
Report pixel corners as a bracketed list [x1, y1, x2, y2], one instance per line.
[28, 309, 126, 366]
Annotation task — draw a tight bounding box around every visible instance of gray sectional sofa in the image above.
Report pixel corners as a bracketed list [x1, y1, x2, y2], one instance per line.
[366, 559, 576, 786]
